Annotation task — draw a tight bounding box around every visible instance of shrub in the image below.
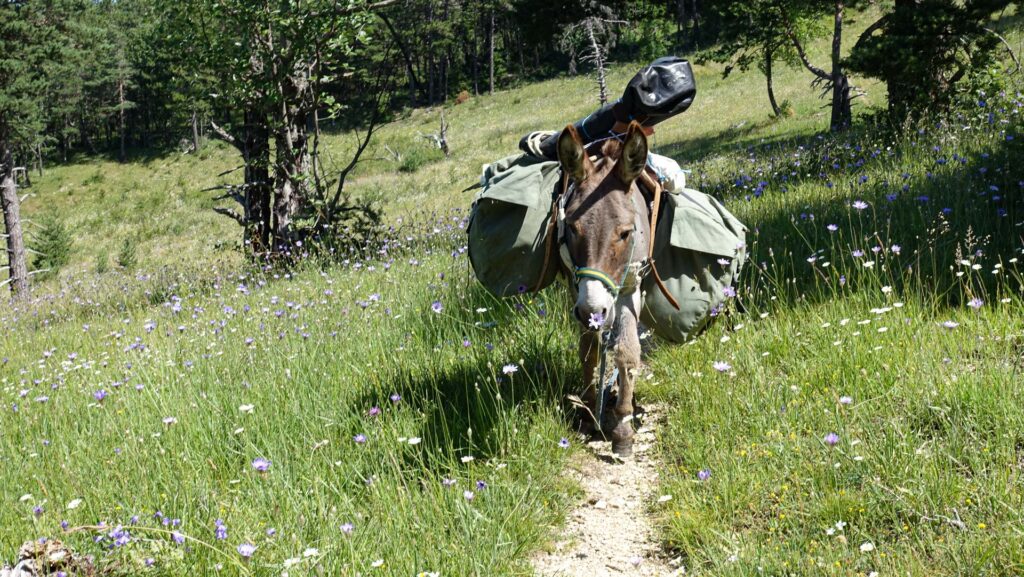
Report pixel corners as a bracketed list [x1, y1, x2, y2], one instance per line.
[117, 237, 138, 270]
[30, 213, 73, 280]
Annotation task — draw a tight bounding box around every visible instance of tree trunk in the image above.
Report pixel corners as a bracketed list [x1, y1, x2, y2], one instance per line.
[765, 44, 781, 116]
[829, 1, 852, 132]
[118, 78, 127, 162]
[586, 20, 608, 106]
[191, 110, 201, 153]
[1, 144, 29, 298]
[35, 143, 43, 178]
[488, 9, 495, 95]
[242, 109, 271, 254]
[271, 68, 311, 249]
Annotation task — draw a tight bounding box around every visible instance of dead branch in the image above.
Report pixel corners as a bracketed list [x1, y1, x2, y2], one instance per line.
[210, 121, 244, 153]
[985, 27, 1021, 74]
[213, 207, 246, 226]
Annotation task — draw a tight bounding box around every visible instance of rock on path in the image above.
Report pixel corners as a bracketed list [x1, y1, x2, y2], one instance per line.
[533, 406, 683, 577]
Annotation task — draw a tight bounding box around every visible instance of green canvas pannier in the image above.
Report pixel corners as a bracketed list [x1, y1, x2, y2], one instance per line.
[467, 154, 561, 296]
[467, 155, 746, 343]
[640, 188, 746, 343]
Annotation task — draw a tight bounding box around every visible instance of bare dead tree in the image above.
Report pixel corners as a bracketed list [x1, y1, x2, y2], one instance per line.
[559, 14, 625, 106]
[1, 144, 29, 298]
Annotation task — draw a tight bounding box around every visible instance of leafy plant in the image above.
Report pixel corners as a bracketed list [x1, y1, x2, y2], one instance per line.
[30, 213, 73, 280]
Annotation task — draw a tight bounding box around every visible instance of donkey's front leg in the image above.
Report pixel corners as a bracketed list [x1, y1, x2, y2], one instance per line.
[608, 292, 642, 457]
[577, 329, 601, 435]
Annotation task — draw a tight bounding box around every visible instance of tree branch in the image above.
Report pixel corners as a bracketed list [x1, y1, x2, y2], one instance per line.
[210, 121, 244, 153]
[213, 207, 246, 226]
[985, 27, 1021, 74]
[783, 13, 831, 80]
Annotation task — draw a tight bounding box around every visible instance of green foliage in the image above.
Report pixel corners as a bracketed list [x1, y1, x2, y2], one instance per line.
[618, 1, 674, 62]
[116, 236, 138, 270]
[846, 0, 1015, 122]
[95, 248, 109, 274]
[30, 213, 73, 279]
[398, 145, 443, 173]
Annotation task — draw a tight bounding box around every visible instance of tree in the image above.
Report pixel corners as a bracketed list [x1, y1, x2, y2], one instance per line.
[703, 1, 791, 116]
[1, 0, 55, 298]
[705, 0, 865, 132]
[165, 0, 391, 256]
[847, 0, 1016, 123]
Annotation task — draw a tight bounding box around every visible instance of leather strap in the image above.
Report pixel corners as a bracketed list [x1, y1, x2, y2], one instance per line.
[639, 169, 681, 311]
[532, 171, 569, 292]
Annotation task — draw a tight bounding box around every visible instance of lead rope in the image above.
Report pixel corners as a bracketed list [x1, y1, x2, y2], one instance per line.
[592, 195, 640, 435]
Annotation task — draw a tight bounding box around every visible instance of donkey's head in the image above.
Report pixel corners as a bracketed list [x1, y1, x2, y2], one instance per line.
[558, 121, 650, 331]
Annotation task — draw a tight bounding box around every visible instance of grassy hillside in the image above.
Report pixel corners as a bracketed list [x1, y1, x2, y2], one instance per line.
[3, 9, 1024, 577]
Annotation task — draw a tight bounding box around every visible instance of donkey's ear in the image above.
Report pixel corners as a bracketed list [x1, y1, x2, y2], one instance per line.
[557, 124, 592, 182]
[616, 121, 648, 184]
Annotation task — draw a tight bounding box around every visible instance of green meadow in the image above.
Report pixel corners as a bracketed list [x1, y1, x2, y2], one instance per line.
[3, 11, 1024, 576]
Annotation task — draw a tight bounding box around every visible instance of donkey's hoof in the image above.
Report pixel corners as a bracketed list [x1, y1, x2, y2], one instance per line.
[611, 438, 634, 458]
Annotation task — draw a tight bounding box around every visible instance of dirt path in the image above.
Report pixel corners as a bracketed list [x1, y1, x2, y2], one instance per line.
[533, 406, 683, 577]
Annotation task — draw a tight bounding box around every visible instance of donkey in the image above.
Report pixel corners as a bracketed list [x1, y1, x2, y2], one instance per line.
[555, 121, 652, 457]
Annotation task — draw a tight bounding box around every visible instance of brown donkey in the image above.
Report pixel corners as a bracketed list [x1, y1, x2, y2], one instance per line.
[556, 121, 652, 457]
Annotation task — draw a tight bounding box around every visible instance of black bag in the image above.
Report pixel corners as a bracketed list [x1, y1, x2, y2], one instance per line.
[522, 57, 697, 160]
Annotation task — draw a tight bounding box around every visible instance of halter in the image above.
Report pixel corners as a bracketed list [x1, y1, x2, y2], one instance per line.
[555, 181, 645, 298]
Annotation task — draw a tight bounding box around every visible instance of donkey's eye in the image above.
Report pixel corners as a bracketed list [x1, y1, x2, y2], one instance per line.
[619, 229, 632, 241]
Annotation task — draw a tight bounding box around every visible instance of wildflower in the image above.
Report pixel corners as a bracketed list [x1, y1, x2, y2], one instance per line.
[587, 311, 605, 330]
[826, 224, 839, 232]
[389, 393, 401, 404]
[368, 406, 381, 417]
[251, 458, 271, 472]
[558, 438, 570, 449]
[824, 432, 840, 446]
[891, 244, 902, 255]
[712, 360, 731, 373]
[941, 320, 960, 329]
[442, 478, 457, 487]
[431, 301, 443, 314]
[852, 200, 869, 210]
[172, 531, 185, 544]
[463, 490, 475, 501]
[967, 298, 984, 309]
[502, 363, 519, 375]
[214, 519, 227, 540]
[266, 528, 277, 537]
[475, 480, 487, 490]
[839, 396, 853, 405]
[93, 390, 107, 402]
[163, 417, 177, 425]
[717, 258, 731, 266]
[340, 522, 354, 534]
[697, 469, 712, 481]
[237, 543, 256, 558]
[353, 434, 367, 444]
[722, 285, 736, 298]
[859, 542, 875, 553]
[33, 505, 43, 517]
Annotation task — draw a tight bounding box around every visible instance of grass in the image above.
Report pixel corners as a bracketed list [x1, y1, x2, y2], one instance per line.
[3, 8, 1024, 576]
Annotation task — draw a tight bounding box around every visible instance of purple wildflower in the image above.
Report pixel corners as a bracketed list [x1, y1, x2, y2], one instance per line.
[237, 543, 256, 558]
[824, 432, 840, 446]
[697, 469, 712, 481]
[251, 458, 271, 472]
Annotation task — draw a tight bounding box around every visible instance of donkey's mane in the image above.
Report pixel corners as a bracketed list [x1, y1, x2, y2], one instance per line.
[593, 138, 623, 162]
